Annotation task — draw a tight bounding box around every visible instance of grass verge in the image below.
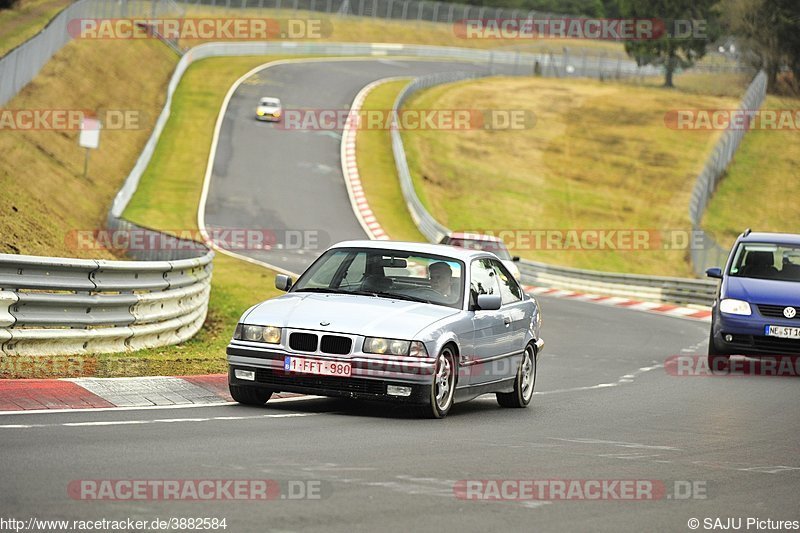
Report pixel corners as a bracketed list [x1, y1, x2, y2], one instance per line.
[355, 78, 426, 242]
[358, 75, 744, 277]
[0, 38, 177, 258]
[702, 94, 800, 249]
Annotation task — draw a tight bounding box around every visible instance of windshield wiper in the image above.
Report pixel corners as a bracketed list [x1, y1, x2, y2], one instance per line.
[294, 287, 343, 294]
[371, 291, 431, 304]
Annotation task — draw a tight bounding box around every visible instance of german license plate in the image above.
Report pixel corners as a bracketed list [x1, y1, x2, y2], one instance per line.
[284, 356, 351, 377]
[765, 325, 800, 339]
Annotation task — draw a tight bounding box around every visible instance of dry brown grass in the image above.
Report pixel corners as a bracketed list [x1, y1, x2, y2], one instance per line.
[402, 76, 741, 276]
[0, 39, 178, 258]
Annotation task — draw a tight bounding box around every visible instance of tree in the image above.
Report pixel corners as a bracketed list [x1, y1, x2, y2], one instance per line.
[618, 0, 719, 87]
[716, 0, 800, 93]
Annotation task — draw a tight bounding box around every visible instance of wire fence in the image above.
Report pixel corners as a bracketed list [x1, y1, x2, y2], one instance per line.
[688, 70, 767, 276]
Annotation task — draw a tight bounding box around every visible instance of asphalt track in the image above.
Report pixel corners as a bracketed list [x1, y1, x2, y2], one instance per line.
[1, 59, 798, 532]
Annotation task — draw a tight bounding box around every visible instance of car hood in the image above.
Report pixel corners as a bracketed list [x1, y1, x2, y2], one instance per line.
[723, 276, 800, 305]
[257, 105, 280, 113]
[243, 292, 460, 338]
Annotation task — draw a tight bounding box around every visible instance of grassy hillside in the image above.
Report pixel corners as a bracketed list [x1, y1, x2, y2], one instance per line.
[0, 38, 177, 258]
[388, 76, 742, 277]
[702, 94, 800, 249]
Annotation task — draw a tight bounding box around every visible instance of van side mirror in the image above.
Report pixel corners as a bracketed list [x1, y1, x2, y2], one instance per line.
[705, 267, 723, 279]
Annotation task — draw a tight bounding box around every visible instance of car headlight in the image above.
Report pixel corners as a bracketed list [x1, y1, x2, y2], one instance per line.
[234, 323, 281, 344]
[719, 299, 752, 316]
[363, 337, 428, 357]
[273, 110, 281, 117]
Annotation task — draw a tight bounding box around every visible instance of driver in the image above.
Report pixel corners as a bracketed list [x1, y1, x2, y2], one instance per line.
[429, 262, 455, 300]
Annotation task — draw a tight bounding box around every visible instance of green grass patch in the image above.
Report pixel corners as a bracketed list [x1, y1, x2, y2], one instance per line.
[120, 56, 307, 375]
[702, 94, 800, 249]
[355, 78, 427, 242]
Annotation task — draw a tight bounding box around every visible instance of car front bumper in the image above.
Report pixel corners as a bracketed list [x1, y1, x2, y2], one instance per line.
[227, 343, 436, 404]
[712, 312, 800, 355]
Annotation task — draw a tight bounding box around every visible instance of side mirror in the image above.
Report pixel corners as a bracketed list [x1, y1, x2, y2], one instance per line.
[705, 267, 723, 279]
[476, 294, 502, 311]
[275, 274, 293, 291]
[512, 256, 520, 262]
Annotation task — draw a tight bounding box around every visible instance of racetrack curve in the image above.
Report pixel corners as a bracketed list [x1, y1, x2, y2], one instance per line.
[2, 58, 798, 532]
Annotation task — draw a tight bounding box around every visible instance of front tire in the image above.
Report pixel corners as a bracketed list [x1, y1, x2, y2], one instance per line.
[707, 328, 730, 371]
[418, 346, 457, 419]
[230, 384, 272, 406]
[497, 343, 536, 408]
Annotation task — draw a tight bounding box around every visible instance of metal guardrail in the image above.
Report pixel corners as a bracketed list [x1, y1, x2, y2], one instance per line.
[0, 248, 212, 356]
[688, 70, 767, 276]
[390, 72, 719, 306]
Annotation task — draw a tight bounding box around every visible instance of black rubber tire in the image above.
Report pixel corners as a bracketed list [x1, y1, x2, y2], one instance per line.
[417, 347, 457, 419]
[497, 344, 536, 408]
[230, 384, 273, 406]
[707, 328, 730, 372]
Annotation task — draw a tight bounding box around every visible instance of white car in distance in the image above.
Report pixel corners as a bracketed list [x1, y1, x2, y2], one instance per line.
[256, 97, 282, 122]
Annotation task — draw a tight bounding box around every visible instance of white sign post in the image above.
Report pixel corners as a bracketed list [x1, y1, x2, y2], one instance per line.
[79, 117, 101, 180]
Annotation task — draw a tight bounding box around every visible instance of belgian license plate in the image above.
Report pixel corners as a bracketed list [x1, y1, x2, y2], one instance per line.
[765, 325, 800, 339]
[284, 356, 351, 377]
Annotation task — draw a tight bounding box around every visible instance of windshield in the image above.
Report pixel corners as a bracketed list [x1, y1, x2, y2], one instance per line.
[448, 237, 512, 260]
[728, 242, 800, 282]
[259, 99, 279, 107]
[292, 248, 465, 309]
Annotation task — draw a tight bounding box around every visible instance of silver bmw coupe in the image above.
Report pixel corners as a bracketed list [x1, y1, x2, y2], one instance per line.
[226, 240, 544, 418]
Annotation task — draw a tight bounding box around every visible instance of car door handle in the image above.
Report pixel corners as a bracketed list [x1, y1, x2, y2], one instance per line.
[503, 316, 512, 326]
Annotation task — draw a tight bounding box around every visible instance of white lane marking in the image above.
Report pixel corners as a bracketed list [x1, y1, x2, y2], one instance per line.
[532, 363, 663, 396]
[0, 395, 325, 416]
[550, 438, 682, 451]
[0, 412, 319, 429]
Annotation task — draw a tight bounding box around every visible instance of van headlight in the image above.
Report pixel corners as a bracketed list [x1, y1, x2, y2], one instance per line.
[719, 299, 751, 316]
[234, 324, 281, 344]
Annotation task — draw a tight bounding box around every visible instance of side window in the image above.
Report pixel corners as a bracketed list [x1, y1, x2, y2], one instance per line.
[470, 258, 500, 306]
[491, 260, 522, 304]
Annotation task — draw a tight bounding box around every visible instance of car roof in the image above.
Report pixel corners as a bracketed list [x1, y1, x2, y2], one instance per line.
[259, 97, 280, 104]
[738, 231, 800, 246]
[331, 240, 495, 262]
